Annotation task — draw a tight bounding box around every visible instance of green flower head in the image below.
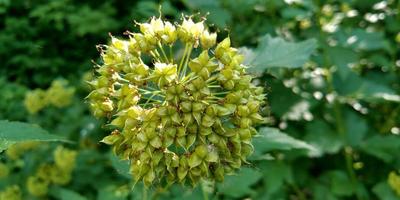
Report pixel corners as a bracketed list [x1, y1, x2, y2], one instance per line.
[88, 15, 265, 187]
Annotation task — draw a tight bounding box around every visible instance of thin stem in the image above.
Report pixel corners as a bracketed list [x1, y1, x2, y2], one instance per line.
[154, 49, 165, 63]
[326, 69, 361, 200]
[169, 45, 174, 63]
[212, 91, 229, 95]
[181, 73, 197, 84]
[150, 51, 161, 62]
[158, 42, 169, 63]
[178, 44, 189, 75]
[206, 76, 218, 83]
[181, 45, 193, 79]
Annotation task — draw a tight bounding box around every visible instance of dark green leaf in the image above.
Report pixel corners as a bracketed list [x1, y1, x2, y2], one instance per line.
[244, 35, 317, 71]
[108, 152, 131, 179]
[252, 127, 320, 158]
[50, 187, 87, 200]
[304, 120, 343, 154]
[261, 161, 293, 194]
[217, 168, 262, 198]
[372, 181, 399, 200]
[360, 135, 400, 163]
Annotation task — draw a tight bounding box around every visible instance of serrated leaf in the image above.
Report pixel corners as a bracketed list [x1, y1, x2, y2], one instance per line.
[243, 35, 317, 72]
[0, 120, 70, 152]
[252, 127, 320, 158]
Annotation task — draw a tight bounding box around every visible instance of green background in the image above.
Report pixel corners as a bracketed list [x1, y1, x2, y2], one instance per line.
[1, 0, 400, 199]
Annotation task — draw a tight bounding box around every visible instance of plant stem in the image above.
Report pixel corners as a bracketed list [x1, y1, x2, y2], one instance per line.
[181, 45, 193, 79]
[150, 51, 161, 62]
[158, 42, 169, 63]
[326, 70, 361, 200]
[169, 45, 174, 63]
[178, 44, 189, 75]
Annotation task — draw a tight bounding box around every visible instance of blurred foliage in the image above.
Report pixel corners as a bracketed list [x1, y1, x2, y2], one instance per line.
[0, 0, 400, 199]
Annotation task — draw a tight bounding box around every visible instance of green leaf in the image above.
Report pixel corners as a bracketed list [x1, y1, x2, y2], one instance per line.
[50, 187, 87, 200]
[344, 110, 368, 147]
[321, 171, 354, 196]
[97, 185, 130, 200]
[333, 68, 400, 103]
[304, 120, 343, 154]
[0, 120, 70, 152]
[108, 152, 130, 179]
[217, 167, 262, 198]
[261, 161, 293, 194]
[326, 46, 359, 78]
[243, 35, 317, 72]
[334, 29, 389, 51]
[252, 127, 320, 158]
[372, 181, 399, 200]
[360, 135, 400, 163]
[184, 0, 231, 27]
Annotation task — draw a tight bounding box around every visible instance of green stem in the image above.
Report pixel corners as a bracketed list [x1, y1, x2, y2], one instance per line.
[181, 73, 198, 84]
[181, 45, 193, 79]
[201, 183, 209, 200]
[158, 42, 170, 63]
[150, 51, 161, 63]
[169, 45, 174, 63]
[212, 91, 229, 95]
[326, 70, 361, 200]
[178, 44, 189, 75]
[154, 49, 166, 63]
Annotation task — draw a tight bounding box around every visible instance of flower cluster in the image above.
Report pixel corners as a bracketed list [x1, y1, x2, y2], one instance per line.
[0, 185, 22, 200]
[24, 79, 75, 114]
[88, 16, 265, 186]
[27, 146, 77, 197]
[6, 141, 40, 160]
[0, 162, 9, 178]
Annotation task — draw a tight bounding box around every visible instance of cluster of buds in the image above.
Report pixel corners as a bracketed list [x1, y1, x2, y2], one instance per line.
[0, 185, 22, 200]
[27, 146, 77, 197]
[88, 15, 265, 186]
[6, 141, 40, 160]
[0, 162, 9, 178]
[24, 79, 75, 114]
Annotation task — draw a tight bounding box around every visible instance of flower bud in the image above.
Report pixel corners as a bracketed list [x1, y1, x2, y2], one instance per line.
[200, 31, 217, 49]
